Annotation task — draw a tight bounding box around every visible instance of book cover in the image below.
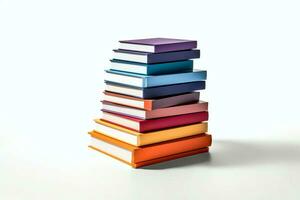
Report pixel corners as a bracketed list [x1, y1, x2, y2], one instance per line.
[102, 91, 200, 111]
[113, 49, 200, 64]
[89, 131, 211, 168]
[105, 69, 207, 88]
[110, 59, 193, 75]
[119, 38, 197, 53]
[102, 111, 209, 132]
[93, 119, 208, 146]
[105, 81, 206, 98]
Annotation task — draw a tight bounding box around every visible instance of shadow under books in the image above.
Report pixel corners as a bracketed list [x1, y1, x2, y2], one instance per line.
[142, 138, 300, 170]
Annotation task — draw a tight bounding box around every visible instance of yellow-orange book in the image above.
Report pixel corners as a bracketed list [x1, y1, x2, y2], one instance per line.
[89, 131, 211, 168]
[94, 119, 208, 146]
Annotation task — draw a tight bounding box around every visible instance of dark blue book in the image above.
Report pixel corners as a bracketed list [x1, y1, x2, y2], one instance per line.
[104, 81, 205, 98]
[112, 49, 200, 64]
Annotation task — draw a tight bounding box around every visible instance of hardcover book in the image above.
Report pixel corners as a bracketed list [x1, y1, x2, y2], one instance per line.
[89, 131, 211, 168]
[118, 38, 197, 53]
[112, 49, 200, 64]
[102, 91, 200, 111]
[104, 81, 206, 98]
[102, 111, 209, 132]
[93, 119, 208, 146]
[101, 100, 208, 119]
[110, 59, 193, 75]
[105, 69, 207, 88]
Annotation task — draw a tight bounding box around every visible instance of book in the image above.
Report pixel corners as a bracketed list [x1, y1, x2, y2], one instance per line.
[110, 59, 193, 75]
[89, 131, 211, 168]
[102, 91, 200, 111]
[105, 69, 207, 88]
[105, 81, 205, 98]
[101, 100, 208, 119]
[118, 38, 197, 53]
[90, 144, 209, 168]
[102, 111, 209, 132]
[112, 49, 200, 64]
[93, 119, 208, 146]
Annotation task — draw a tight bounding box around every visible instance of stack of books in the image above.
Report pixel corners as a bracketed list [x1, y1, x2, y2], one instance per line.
[89, 38, 212, 168]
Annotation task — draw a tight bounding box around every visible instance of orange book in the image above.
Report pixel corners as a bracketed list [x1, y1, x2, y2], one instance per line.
[88, 131, 212, 168]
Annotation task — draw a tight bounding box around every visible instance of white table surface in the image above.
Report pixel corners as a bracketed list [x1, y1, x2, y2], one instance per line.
[1, 129, 300, 200]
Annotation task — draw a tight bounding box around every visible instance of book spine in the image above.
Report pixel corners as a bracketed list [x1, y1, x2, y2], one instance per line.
[139, 122, 208, 146]
[147, 60, 193, 75]
[147, 50, 200, 64]
[139, 112, 209, 132]
[132, 147, 209, 168]
[151, 92, 200, 110]
[155, 41, 197, 53]
[142, 81, 206, 98]
[133, 134, 211, 163]
[146, 71, 207, 87]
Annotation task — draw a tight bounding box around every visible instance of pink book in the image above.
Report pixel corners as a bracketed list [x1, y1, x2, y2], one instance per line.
[101, 100, 208, 119]
[101, 111, 209, 132]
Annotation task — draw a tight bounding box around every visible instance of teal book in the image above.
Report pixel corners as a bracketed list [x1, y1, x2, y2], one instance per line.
[110, 59, 193, 75]
[104, 69, 207, 88]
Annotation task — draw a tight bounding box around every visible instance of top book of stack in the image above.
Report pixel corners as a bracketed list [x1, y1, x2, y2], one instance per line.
[114, 38, 200, 64]
[119, 38, 197, 53]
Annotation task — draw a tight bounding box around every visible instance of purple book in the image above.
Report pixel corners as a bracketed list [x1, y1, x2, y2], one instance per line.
[119, 38, 197, 53]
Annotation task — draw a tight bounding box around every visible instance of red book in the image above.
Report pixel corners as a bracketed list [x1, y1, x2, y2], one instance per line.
[101, 111, 209, 133]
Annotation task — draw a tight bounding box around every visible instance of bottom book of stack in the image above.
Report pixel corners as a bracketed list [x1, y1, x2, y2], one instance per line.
[89, 131, 212, 168]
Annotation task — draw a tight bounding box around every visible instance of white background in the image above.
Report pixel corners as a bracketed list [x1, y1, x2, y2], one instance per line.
[1, 0, 300, 199]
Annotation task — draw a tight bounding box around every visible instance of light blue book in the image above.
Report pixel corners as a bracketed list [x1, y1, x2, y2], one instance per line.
[104, 69, 207, 88]
[110, 59, 193, 75]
